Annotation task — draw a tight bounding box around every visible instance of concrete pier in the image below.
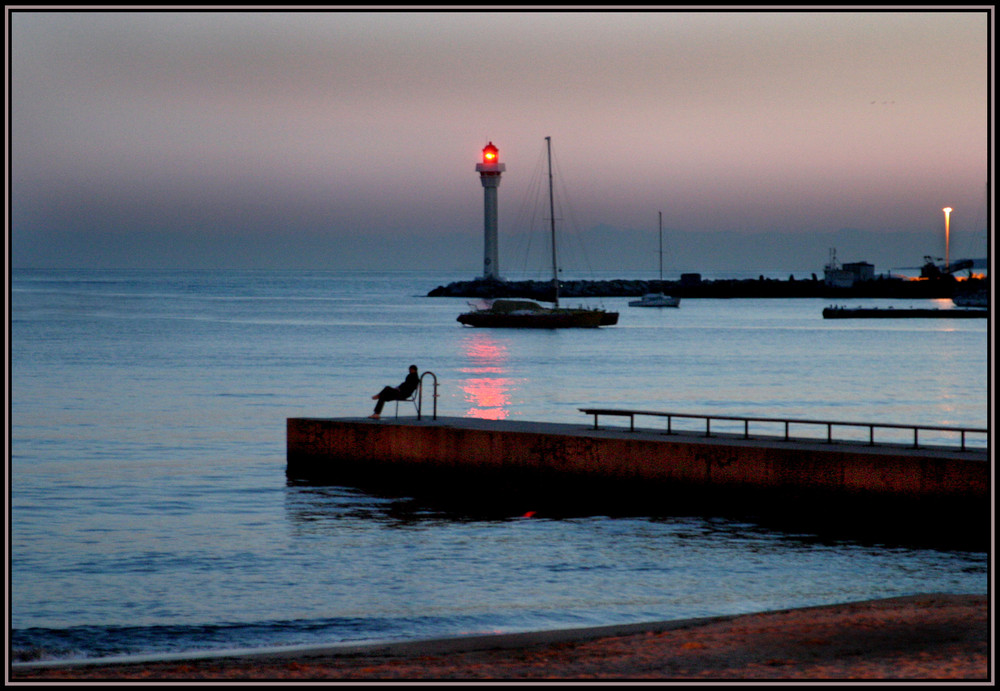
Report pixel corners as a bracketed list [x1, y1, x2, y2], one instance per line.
[287, 416, 988, 546]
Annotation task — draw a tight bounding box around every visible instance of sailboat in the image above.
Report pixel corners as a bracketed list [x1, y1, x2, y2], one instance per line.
[457, 137, 619, 328]
[629, 211, 680, 308]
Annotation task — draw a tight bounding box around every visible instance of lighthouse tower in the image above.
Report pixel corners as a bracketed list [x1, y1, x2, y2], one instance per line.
[475, 142, 505, 280]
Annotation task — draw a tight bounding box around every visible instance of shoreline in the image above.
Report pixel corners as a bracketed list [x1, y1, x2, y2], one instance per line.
[10, 593, 989, 682]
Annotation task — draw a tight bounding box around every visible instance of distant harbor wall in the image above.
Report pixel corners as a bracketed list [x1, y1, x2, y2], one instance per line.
[823, 306, 987, 319]
[287, 417, 987, 545]
[426, 275, 987, 300]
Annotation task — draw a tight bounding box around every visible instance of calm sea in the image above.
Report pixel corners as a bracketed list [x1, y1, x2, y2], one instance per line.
[10, 268, 990, 663]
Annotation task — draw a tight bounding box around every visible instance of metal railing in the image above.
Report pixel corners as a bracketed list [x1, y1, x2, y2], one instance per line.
[417, 372, 439, 420]
[579, 408, 988, 452]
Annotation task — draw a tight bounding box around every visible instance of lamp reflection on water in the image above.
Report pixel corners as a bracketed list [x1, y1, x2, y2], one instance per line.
[460, 332, 519, 420]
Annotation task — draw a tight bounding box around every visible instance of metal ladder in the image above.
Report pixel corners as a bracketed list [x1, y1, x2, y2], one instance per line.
[416, 371, 439, 420]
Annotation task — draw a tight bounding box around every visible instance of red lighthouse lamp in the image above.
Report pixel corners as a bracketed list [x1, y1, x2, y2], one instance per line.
[476, 142, 504, 175]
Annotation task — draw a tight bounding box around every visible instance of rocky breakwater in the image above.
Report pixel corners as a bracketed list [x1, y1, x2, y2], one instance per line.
[427, 275, 983, 300]
[428, 277, 649, 301]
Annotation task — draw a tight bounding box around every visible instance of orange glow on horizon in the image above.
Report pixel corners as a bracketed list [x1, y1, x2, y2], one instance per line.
[908, 273, 983, 282]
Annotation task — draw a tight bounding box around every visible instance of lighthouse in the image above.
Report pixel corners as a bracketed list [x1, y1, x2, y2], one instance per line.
[475, 142, 505, 280]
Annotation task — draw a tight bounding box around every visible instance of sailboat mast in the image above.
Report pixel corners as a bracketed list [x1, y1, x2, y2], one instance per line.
[546, 136, 559, 307]
[658, 211, 663, 286]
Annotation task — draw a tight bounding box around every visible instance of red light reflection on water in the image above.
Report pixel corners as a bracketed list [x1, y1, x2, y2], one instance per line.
[460, 333, 517, 420]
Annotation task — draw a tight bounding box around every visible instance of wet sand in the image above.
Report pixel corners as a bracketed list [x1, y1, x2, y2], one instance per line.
[10, 594, 989, 682]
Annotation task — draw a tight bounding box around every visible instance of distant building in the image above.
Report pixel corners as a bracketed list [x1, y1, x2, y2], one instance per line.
[823, 249, 874, 287]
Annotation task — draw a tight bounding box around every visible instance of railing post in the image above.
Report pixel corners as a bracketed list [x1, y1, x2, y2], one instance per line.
[418, 372, 438, 421]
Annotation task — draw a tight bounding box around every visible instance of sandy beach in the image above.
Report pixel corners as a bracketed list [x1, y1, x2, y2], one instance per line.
[9, 593, 989, 682]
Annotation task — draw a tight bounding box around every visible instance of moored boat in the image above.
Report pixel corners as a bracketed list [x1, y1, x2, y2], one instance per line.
[952, 290, 988, 308]
[629, 292, 680, 308]
[458, 299, 615, 328]
[629, 211, 680, 308]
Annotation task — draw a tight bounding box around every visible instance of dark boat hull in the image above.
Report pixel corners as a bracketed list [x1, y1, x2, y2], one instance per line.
[458, 308, 617, 328]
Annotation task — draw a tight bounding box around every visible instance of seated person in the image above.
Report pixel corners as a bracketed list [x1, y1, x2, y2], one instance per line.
[369, 365, 419, 419]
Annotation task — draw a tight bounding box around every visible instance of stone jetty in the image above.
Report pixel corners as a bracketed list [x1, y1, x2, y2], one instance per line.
[427, 275, 986, 300]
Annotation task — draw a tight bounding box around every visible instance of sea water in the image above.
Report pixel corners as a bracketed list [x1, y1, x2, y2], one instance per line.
[10, 268, 989, 663]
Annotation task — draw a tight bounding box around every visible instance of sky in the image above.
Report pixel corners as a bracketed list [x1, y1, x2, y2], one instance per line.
[8, 8, 992, 274]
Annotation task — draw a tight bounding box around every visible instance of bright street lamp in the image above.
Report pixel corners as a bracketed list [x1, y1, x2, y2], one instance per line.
[942, 207, 953, 269]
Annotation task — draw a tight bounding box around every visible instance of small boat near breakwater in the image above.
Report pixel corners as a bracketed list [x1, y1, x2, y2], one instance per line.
[629, 212, 680, 308]
[952, 290, 988, 308]
[822, 305, 988, 319]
